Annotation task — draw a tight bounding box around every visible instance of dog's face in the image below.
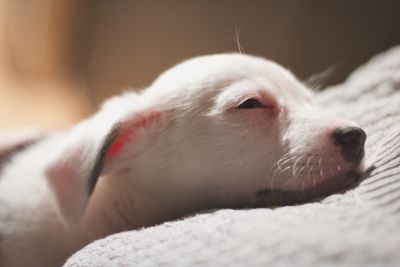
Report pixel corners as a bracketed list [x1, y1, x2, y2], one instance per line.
[46, 54, 367, 224]
[143, 54, 366, 206]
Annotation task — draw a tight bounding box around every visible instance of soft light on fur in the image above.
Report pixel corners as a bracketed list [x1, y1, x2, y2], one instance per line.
[0, 53, 367, 267]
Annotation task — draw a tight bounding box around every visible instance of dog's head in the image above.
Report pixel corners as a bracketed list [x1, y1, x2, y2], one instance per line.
[46, 54, 367, 224]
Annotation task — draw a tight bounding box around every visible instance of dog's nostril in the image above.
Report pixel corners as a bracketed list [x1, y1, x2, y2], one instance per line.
[332, 127, 366, 164]
[333, 127, 366, 148]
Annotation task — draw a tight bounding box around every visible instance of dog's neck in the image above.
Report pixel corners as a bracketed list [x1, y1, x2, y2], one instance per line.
[70, 175, 151, 246]
[71, 170, 207, 247]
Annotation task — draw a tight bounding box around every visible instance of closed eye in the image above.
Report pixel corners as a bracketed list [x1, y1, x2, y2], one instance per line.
[236, 99, 265, 109]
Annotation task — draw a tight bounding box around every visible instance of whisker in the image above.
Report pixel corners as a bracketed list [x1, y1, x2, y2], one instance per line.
[294, 166, 306, 180]
[266, 152, 297, 193]
[318, 156, 324, 180]
[306, 155, 314, 168]
[269, 166, 280, 190]
[292, 155, 305, 176]
[277, 155, 297, 171]
[307, 165, 314, 180]
[231, 17, 244, 54]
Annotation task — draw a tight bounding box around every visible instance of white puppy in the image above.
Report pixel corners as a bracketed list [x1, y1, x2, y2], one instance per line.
[0, 53, 367, 267]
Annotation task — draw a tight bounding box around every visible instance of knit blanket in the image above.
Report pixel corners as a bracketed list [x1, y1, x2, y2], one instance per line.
[64, 47, 400, 267]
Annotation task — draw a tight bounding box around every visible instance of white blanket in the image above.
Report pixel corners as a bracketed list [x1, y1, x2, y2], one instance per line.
[64, 47, 400, 267]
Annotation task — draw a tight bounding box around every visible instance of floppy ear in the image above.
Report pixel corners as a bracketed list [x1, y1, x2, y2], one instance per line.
[45, 109, 161, 225]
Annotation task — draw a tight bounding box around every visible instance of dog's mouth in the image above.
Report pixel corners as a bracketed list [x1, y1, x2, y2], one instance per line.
[254, 167, 373, 207]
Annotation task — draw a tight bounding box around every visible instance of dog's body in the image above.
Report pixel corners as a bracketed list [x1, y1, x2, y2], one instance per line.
[0, 53, 367, 267]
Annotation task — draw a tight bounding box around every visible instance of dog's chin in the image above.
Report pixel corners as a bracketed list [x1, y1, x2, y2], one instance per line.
[254, 167, 373, 207]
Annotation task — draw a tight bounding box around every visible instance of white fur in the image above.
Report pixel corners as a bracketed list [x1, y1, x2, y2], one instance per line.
[0, 53, 366, 267]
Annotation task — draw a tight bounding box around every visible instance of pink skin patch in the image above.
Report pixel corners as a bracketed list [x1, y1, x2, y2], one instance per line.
[106, 110, 160, 158]
[107, 132, 130, 158]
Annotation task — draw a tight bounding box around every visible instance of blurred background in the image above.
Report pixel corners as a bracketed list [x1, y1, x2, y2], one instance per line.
[0, 0, 399, 129]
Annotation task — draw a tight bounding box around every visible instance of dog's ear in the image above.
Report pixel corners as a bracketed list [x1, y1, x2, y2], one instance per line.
[45, 109, 161, 225]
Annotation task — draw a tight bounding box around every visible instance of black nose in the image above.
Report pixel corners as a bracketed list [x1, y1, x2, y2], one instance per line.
[332, 127, 366, 164]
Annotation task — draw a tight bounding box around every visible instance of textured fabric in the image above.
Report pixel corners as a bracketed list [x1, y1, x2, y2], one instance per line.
[64, 47, 400, 267]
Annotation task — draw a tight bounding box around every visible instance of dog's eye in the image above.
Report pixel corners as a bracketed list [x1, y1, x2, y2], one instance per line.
[236, 99, 264, 109]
